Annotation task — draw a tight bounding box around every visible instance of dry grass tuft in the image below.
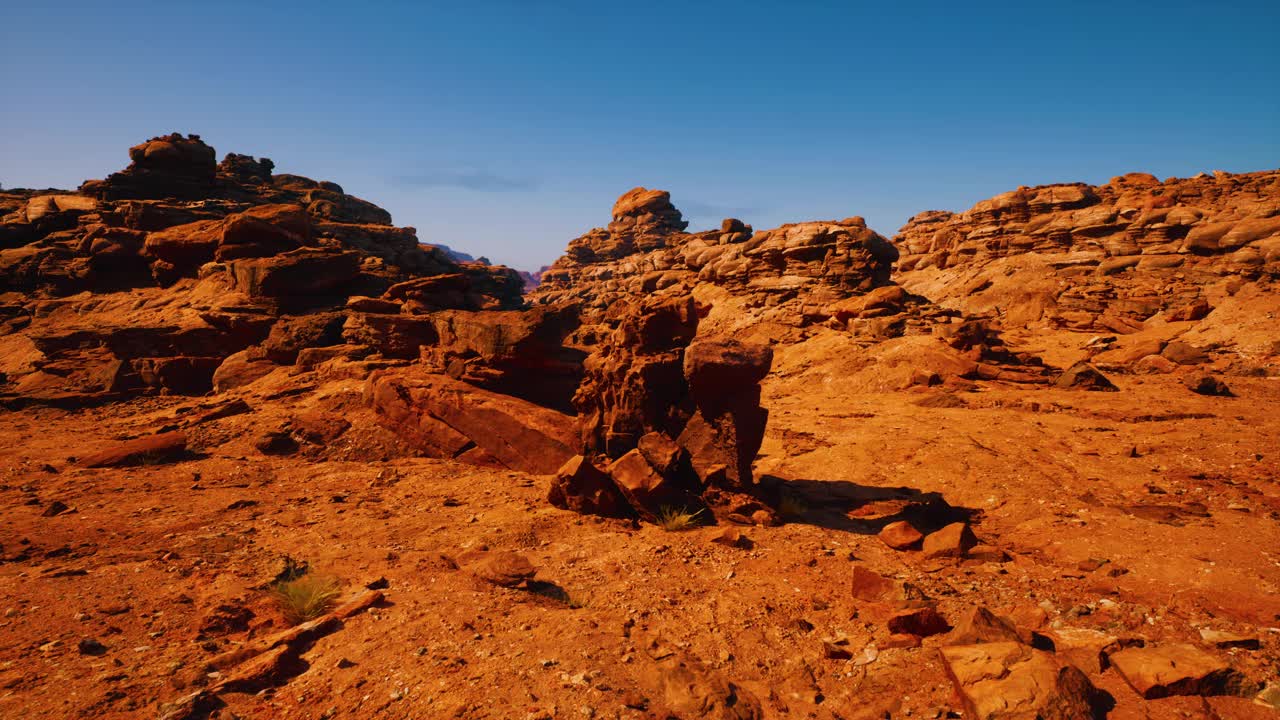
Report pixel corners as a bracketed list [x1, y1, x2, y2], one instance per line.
[270, 573, 342, 625]
[656, 506, 705, 532]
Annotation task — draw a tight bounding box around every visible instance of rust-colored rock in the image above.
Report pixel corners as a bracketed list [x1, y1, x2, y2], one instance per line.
[1108, 644, 1247, 699]
[365, 367, 579, 474]
[939, 642, 1100, 720]
[78, 431, 188, 467]
[878, 520, 924, 550]
[547, 455, 631, 518]
[887, 606, 950, 637]
[922, 522, 979, 558]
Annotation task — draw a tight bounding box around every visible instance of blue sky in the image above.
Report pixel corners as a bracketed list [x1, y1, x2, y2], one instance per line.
[2, 1, 1278, 269]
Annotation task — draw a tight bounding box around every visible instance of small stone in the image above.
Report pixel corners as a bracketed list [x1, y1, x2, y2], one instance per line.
[1256, 682, 1280, 710]
[922, 523, 978, 559]
[710, 527, 747, 549]
[1034, 627, 1131, 674]
[1184, 374, 1233, 397]
[460, 550, 536, 588]
[1198, 628, 1260, 650]
[78, 638, 108, 656]
[1076, 558, 1108, 572]
[965, 545, 1010, 563]
[336, 658, 356, 669]
[41, 501, 71, 517]
[850, 566, 928, 607]
[878, 521, 923, 550]
[822, 642, 852, 660]
[945, 607, 1020, 646]
[887, 607, 949, 637]
[881, 633, 922, 649]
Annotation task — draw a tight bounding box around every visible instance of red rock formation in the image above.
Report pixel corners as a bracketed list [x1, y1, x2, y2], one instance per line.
[0, 134, 524, 403]
[894, 170, 1280, 336]
[533, 192, 901, 334]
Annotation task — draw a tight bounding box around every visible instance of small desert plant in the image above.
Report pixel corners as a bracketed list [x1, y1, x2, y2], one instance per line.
[656, 506, 705, 532]
[269, 572, 342, 625]
[778, 494, 808, 518]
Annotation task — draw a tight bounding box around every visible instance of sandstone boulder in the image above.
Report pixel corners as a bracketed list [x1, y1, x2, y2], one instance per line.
[939, 642, 1099, 720]
[79, 432, 188, 468]
[1108, 644, 1246, 699]
[366, 368, 579, 474]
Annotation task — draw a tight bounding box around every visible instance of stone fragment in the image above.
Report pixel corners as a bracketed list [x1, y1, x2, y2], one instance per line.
[366, 369, 578, 474]
[882, 633, 923, 649]
[939, 642, 1099, 720]
[547, 455, 630, 518]
[1033, 627, 1130, 674]
[1198, 628, 1260, 650]
[658, 654, 762, 720]
[878, 520, 923, 550]
[821, 642, 852, 660]
[945, 607, 1021, 645]
[1108, 644, 1246, 699]
[1185, 374, 1234, 397]
[709, 527, 749, 549]
[922, 522, 978, 559]
[887, 607, 949, 637]
[850, 566, 928, 608]
[77, 638, 108, 656]
[460, 551, 536, 588]
[608, 449, 697, 521]
[78, 432, 188, 468]
[1055, 363, 1118, 391]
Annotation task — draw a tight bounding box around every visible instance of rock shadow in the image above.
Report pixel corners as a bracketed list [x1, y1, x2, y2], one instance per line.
[759, 474, 977, 535]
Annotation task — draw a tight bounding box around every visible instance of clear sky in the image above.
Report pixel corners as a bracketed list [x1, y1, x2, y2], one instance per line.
[2, 1, 1278, 270]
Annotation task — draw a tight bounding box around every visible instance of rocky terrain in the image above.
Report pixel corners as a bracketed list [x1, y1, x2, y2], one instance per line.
[0, 136, 1277, 719]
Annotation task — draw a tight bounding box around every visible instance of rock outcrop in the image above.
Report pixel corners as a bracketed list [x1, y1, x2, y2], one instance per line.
[532, 188, 903, 336]
[894, 171, 1280, 341]
[549, 292, 776, 522]
[0, 134, 524, 404]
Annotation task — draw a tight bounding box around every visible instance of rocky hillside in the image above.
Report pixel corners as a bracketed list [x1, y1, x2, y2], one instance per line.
[0, 133, 524, 404]
[894, 171, 1280, 371]
[0, 137, 1277, 719]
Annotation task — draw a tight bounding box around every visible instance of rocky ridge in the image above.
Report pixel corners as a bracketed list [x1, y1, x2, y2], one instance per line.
[894, 171, 1280, 369]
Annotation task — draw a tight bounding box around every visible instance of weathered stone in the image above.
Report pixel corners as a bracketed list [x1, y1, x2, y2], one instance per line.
[1185, 374, 1234, 397]
[939, 642, 1099, 720]
[78, 432, 187, 468]
[658, 654, 762, 720]
[459, 550, 536, 588]
[1198, 628, 1260, 650]
[547, 455, 630, 518]
[945, 607, 1021, 646]
[878, 520, 924, 550]
[1055, 363, 1118, 391]
[922, 522, 978, 559]
[887, 607, 950, 637]
[1108, 644, 1247, 699]
[365, 368, 578, 474]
